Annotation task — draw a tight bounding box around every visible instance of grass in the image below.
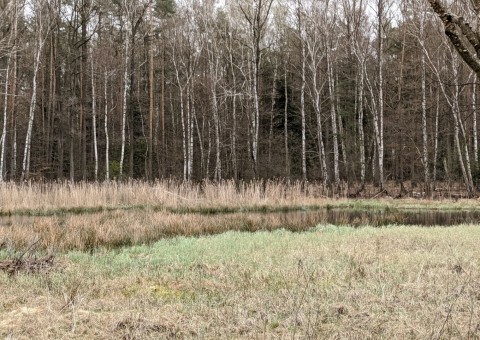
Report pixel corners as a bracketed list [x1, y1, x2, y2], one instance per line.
[0, 180, 479, 218]
[1, 226, 480, 338]
[1, 181, 480, 338]
[0, 210, 335, 252]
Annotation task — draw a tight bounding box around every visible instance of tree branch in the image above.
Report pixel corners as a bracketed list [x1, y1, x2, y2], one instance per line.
[428, 0, 480, 75]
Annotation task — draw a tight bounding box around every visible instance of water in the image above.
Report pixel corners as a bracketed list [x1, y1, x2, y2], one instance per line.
[276, 208, 480, 227]
[1, 208, 480, 229]
[0, 215, 38, 227]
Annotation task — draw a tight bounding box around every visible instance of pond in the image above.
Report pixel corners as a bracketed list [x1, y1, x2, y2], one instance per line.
[277, 208, 480, 227]
[1, 207, 480, 230]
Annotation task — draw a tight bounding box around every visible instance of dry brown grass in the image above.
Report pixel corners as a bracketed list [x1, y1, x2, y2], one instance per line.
[0, 180, 324, 212]
[1, 181, 479, 337]
[1, 226, 480, 338]
[0, 210, 329, 252]
[1, 180, 479, 253]
[0, 180, 476, 215]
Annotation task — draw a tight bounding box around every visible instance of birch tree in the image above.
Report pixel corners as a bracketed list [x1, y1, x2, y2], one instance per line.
[473, 74, 478, 166]
[22, 0, 49, 180]
[304, 0, 328, 185]
[104, 69, 110, 181]
[91, 48, 98, 181]
[237, 0, 274, 177]
[0, 0, 17, 181]
[423, 38, 475, 195]
[296, 0, 307, 181]
[119, 2, 131, 178]
[343, 0, 368, 189]
[201, 2, 223, 180]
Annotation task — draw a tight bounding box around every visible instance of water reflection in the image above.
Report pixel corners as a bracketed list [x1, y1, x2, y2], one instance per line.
[1, 208, 480, 229]
[0, 215, 38, 227]
[275, 209, 480, 227]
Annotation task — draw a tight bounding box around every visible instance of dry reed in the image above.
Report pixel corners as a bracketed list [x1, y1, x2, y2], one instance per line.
[0, 180, 323, 212]
[0, 210, 330, 252]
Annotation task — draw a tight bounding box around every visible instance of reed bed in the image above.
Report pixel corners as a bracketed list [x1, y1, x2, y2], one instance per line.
[0, 210, 330, 252]
[0, 180, 478, 217]
[0, 180, 324, 212]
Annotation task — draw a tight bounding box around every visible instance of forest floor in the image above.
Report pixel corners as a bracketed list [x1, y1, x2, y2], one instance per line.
[1, 226, 480, 339]
[1, 181, 480, 338]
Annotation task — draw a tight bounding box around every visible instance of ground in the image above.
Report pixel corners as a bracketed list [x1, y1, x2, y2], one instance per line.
[1, 225, 480, 339]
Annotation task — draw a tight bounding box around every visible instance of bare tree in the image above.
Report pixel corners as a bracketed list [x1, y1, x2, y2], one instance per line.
[304, 0, 329, 185]
[344, 0, 368, 190]
[0, 0, 17, 181]
[237, 0, 274, 177]
[91, 47, 98, 181]
[22, 0, 50, 180]
[296, 0, 307, 181]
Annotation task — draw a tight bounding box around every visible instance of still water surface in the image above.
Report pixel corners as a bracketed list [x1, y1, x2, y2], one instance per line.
[280, 209, 480, 227]
[1, 208, 480, 228]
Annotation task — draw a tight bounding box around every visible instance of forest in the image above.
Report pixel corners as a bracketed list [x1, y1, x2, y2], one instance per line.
[0, 0, 479, 194]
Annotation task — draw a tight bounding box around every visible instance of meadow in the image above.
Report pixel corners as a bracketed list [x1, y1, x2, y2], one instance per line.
[0, 181, 479, 338]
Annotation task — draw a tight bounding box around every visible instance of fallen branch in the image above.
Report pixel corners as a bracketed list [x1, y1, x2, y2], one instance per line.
[0, 254, 54, 276]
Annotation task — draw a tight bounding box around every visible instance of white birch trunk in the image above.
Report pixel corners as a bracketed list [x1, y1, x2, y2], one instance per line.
[453, 59, 474, 193]
[194, 113, 204, 177]
[212, 86, 221, 181]
[433, 89, 440, 185]
[420, 12, 429, 192]
[252, 48, 260, 176]
[210, 55, 221, 181]
[313, 83, 328, 186]
[284, 61, 290, 177]
[22, 28, 44, 180]
[179, 83, 186, 180]
[11, 44, 18, 180]
[296, 1, 307, 181]
[91, 52, 98, 181]
[336, 70, 347, 171]
[300, 26, 307, 181]
[120, 23, 130, 178]
[304, 19, 328, 185]
[364, 61, 382, 186]
[268, 59, 277, 165]
[377, 0, 385, 190]
[187, 82, 194, 180]
[229, 33, 238, 179]
[358, 63, 366, 187]
[12, 122, 16, 178]
[473, 74, 478, 166]
[348, 0, 367, 189]
[0, 56, 10, 181]
[207, 120, 211, 176]
[104, 69, 110, 181]
[327, 52, 340, 188]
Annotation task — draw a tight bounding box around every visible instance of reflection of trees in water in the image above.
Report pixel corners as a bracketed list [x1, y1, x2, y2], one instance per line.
[274, 209, 480, 228]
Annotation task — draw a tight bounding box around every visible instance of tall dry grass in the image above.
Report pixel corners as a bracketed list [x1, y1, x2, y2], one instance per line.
[0, 210, 330, 252]
[1, 180, 479, 252]
[1, 180, 478, 215]
[0, 180, 326, 212]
